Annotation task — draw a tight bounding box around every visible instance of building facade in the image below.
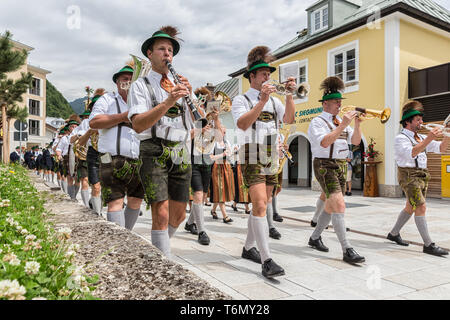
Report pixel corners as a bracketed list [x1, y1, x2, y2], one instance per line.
[223, 0, 450, 198]
[1, 39, 51, 156]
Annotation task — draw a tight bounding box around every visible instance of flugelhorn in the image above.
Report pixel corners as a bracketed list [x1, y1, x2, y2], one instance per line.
[340, 106, 391, 124]
[264, 80, 310, 99]
[423, 114, 450, 137]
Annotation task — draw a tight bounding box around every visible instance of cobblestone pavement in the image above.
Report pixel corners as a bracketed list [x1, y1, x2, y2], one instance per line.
[64, 180, 450, 300]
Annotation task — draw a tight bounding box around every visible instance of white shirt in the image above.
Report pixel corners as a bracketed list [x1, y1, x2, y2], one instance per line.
[89, 92, 140, 159]
[232, 88, 285, 145]
[56, 135, 70, 156]
[127, 70, 194, 142]
[72, 119, 92, 147]
[308, 111, 354, 159]
[395, 128, 441, 169]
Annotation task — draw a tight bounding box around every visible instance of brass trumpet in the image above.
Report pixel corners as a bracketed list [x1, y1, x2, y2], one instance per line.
[340, 106, 391, 124]
[264, 80, 310, 99]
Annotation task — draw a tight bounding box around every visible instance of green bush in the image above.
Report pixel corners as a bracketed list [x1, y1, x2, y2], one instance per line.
[0, 163, 98, 300]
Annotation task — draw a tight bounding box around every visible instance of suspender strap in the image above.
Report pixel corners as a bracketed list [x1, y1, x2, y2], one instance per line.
[318, 116, 335, 159]
[401, 132, 420, 168]
[114, 98, 122, 156]
[243, 94, 278, 142]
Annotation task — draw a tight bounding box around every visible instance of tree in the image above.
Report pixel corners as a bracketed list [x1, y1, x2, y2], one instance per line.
[0, 30, 32, 164]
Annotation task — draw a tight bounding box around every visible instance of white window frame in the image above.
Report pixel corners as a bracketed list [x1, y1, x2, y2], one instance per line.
[28, 98, 41, 117]
[327, 40, 359, 93]
[311, 5, 329, 35]
[29, 77, 42, 97]
[29, 119, 40, 136]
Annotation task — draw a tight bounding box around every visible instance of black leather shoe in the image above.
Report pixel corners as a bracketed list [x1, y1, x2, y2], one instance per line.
[308, 236, 329, 252]
[343, 248, 365, 264]
[310, 220, 317, 227]
[262, 259, 285, 278]
[387, 233, 409, 246]
[198, 231, 210, 245]
[88, 199, 93, 210]
[184, 222, 198, 235]
[423, 243, 449, 256]
[242, 247, 261, 264]
[139, 211, 143, 216]
[269, 228, 281, 240]
[231, 204, 238, 212]
[273, 212, 283, 222]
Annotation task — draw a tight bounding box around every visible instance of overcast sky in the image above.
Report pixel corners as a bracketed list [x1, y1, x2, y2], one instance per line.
[0, 0, 449, 102]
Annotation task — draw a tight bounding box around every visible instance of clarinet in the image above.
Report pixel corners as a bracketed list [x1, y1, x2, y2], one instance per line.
[165, 61, 207, 126]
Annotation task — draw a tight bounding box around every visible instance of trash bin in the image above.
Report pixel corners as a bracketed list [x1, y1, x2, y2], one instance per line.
[442, 155, 450, 198]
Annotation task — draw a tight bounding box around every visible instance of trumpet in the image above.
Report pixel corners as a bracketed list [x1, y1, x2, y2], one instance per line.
[264, 80, 310, 99]
[340, 106, 391, 124]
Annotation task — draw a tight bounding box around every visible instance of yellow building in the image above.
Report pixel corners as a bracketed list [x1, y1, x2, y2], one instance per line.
[1, 38, 51, 157]
[222, 0, 450, 198]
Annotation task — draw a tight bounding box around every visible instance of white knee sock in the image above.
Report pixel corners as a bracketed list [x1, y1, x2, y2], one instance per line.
[192, 203, 205, 233]
[251, 214, 271, 263]
[266, 203, 275, 229]
[332, 213, 351, 251]
[124, 206, 140, 230]
[312, 198, 325, 223]
[244, 215, 257, 251]
[152, 229, 170, 257]
[168, 225, 178, 238]
[81, 190, 90, 207]
[107, 210, 125, 227]
[91, 196, 102, 215]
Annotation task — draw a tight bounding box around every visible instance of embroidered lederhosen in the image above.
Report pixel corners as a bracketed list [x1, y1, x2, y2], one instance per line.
[138, 77, 192, 204]
[98, 96, 144, 205]
[313, 117, 348, 197]
[241, 95, 279, 187]
[397, 133, 431, 209]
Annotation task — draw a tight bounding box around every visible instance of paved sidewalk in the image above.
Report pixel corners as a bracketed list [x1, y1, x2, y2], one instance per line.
[133, 188, 450, 300]
[61, 179, 450, 300]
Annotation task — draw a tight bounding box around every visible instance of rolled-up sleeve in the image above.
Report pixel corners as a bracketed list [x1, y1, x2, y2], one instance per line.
[308, 118, 328, 146]
[426, 140, 441, 154]
[394, 134, 414, 161]
[128, 79, 150, 121]
[231, 96, 247, 127]
[89, 95, 109, 123]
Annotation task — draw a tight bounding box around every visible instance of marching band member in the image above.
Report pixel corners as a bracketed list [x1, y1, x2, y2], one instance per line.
[184, 87, 217, 245]
[128, 26, 198, 257]
[70, 110, 91, 207]
[89, 64, 143, 230]
[307, 76, 365, 264]
[52, 128, 64, 189]
[66, 117, 81, 201]
[387, 101, 449, 256]
[81, 91, 104, 215]
[231, 46, 295, 278]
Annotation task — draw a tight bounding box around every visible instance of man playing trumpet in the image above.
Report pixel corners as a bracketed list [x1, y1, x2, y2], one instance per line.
[307, 76, 365, 264]
[232, 45, 295, 278]
[387, 101, 449, 256]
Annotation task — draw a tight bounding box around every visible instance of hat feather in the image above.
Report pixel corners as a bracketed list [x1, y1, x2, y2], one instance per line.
[319, 76, 345, 95]
[93, 88, 106, 97]
[247, 46, 274, 66]
[160, 25, 180, 40]
[194, 87, 212, 100]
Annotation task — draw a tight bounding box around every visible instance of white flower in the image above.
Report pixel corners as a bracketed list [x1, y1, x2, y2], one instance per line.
[0, 248, 2, 254]
[68, 243, 80, 252]
[25, 261, 40, 275]
[70, 266, 85, 276]
[12, 240, 21, 246]
[65, 250, 76, 259]
[25, 235, 37, 242]
[0, 279, 27, 300]
[20, 229, 29, 235]
[2, 252, 17, 262]
[30, 206, 35, 210]
[9, 257, 21, 266]
[57, 227, 72, 240]
[6, 217, 15, 226]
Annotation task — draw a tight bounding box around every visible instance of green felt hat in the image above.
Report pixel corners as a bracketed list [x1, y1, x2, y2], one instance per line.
[112, 65, 134, 83]
[141, 30, 180, 57]
[243, 61, 276, 79]
[319, 92, 346, 102]
[88, 95, 102, 109]
[400, 109, 423, 123]
[67, 120, 79, 126]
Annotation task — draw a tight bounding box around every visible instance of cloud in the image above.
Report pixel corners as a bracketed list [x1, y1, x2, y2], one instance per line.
[0, 0, 448, 101]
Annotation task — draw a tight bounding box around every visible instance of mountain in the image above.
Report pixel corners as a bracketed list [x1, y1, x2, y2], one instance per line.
[69, 97, 87, 115]
[46, 80, 74, 119]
